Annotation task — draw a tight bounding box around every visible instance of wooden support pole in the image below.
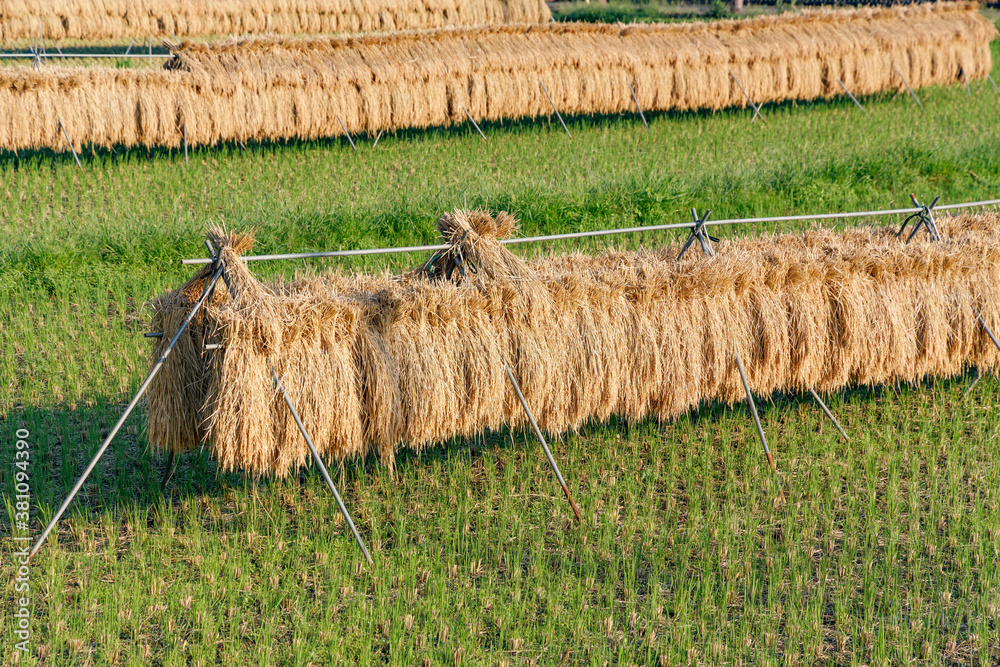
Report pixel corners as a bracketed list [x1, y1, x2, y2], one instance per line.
[160, 450, 176, 492]
[734, 352, 786, 503]
[273, 370, 373, 566]
[679, 207, 786, 502]
[964, 369, 982, 398]
[808, 389, 850, 441]
[29, 265, 224, 559]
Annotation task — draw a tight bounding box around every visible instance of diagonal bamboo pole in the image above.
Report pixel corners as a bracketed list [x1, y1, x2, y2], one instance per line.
[975, 310, 1000, 354]
[29, 265, 224, 558]
[734, 353, 786, 503]
[58, 117, 82, 169]
[160, 450, 177, 492]
[504, 364, 582, 522]
[680, 210, 786, 501]
[964, 369, 982, 398]
[462, 106, 488, 142]
[836, 78, 869, 115]
[895, 68, 923, 108]
[336, 115, 357, 152]
[539, 80, 572, 138]
[808, 389, 850, 441]
[730, 73, 765, 122]
[272, 370, 374, 566]
[627, 80, 649, 131]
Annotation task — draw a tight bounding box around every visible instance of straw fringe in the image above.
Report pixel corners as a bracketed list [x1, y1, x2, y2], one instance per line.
[1, 3, 994, 152]
[0, 0, 550, 42]
[146, 210, 1000, 477]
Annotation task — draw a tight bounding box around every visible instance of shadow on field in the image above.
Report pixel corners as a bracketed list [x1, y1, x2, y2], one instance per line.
[4, 365, 986, 540]
[0, 85, 907, 172]
[2, 393, 558, 539]
[569, 365, 988, 452]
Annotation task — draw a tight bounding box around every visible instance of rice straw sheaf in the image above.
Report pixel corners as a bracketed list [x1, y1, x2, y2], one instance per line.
[145, 210, 1000, 478]
[0, 0, 550, 43]
[0, 3, 994, 152]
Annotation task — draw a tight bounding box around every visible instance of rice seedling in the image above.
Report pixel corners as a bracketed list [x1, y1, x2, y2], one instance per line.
[0, 0, 550, 43]
[0, 3, 993, 153]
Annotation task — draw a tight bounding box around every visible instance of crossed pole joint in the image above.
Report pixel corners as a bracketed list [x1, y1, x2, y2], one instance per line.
[897, 194, 941, 243]
[677, 208, 718, 260]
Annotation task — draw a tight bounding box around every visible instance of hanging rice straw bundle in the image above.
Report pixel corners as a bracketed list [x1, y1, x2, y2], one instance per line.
[145, 210, 1000, 477]
[0, 0, 551, 42]
[0, 3, 994, 152]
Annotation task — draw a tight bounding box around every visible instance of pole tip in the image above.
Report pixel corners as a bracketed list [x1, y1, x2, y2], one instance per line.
[562, 484, 582, 523]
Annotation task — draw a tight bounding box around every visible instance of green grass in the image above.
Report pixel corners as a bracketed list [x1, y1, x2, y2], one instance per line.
[551, 1, 734, 24]
[2, 36, 1000, 666]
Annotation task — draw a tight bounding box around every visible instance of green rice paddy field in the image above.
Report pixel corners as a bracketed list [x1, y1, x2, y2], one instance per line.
[2, 34, 1000, 666]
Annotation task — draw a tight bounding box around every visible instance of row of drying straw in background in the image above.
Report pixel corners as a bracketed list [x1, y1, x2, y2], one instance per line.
[0, 3, 995, 153]
[0, 0, 550, 42]
[146, 210, 1000, 477]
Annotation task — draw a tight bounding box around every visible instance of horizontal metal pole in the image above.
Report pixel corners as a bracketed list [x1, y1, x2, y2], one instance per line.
[0, 53, 173, 59]
[180, 198, 1000, 265]
[182, 242, 451, 265]
[935, 198, 1000, 211]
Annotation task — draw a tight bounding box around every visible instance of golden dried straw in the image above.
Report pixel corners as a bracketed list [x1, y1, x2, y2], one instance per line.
[0, 0, 550, 42]
[146, 209, 1000, 477]
[0, 3, 994, 152]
